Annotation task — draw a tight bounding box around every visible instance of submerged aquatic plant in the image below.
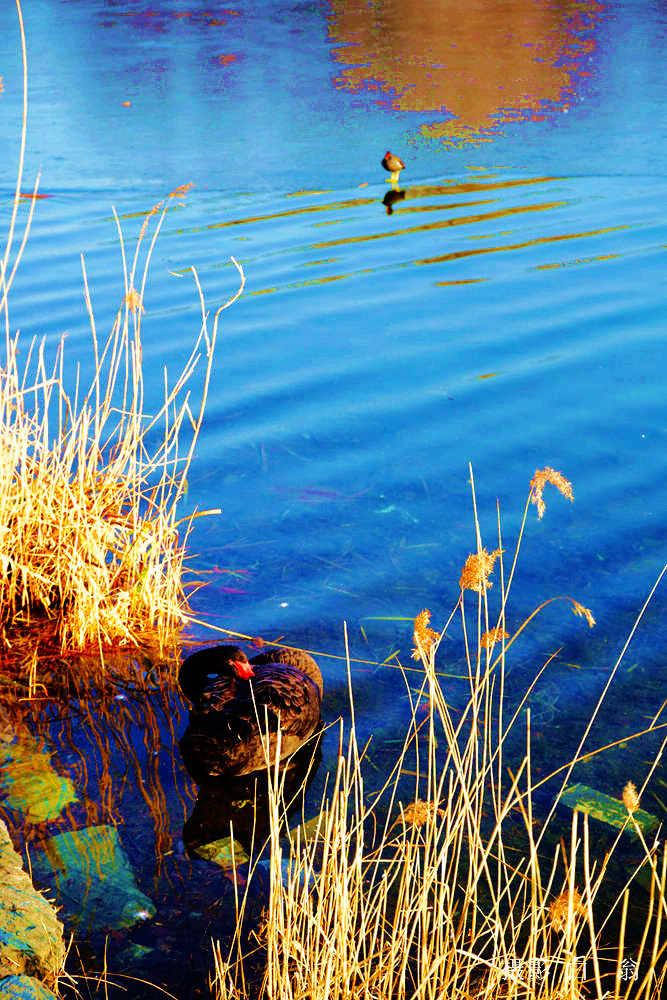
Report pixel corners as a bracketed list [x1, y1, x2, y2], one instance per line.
[212, 467, 667, 1000]
[0, 1, 243, 658]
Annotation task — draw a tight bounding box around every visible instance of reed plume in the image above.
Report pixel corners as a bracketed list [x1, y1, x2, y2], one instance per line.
[530, 466, 574, 519]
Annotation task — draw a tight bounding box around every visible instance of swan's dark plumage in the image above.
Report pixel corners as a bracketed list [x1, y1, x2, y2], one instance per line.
[178, 644, 323, 779]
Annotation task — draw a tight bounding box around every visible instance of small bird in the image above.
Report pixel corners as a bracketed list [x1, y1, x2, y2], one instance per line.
[381, 151, 405, 183]
[178, 644, 323, 779]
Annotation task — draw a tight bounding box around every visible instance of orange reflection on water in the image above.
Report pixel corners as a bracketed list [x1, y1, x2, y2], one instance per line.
[327, 0, 603, 142]
[418, 222, 626, 267]
[311, 198, 567, 250]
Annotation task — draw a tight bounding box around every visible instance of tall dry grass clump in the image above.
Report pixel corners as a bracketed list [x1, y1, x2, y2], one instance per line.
[0, 1, 242, 656]
[213, 467, 667, 1000]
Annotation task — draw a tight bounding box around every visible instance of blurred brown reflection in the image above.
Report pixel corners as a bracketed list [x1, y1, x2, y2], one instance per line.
[182, 731, 323, 860]
[327, 0, 603, 141]
[0, 651, 191, 876]
[383, 188, 406, 214]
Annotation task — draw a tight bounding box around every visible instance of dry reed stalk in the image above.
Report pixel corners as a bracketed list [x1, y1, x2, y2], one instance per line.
[212, 469, 667, 1000]
[0, 1, 243, 659]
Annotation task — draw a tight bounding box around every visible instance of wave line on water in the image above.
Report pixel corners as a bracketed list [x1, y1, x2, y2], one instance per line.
[417, 222, 628, 266]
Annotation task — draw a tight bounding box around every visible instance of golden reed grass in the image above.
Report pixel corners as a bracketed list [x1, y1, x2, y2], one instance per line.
[1, 0, 243, 659]
[212, 467, 667, 1000]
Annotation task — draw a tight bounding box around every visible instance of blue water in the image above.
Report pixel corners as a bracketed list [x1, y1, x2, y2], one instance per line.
[1, 0, 666, 993]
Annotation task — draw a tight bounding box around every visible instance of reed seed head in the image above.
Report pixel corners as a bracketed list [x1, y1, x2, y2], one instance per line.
[549, 887, 585, 933]
[391, 798, 445, 831]
[622, 781, 640, 813]
[412, 609, 439, 659]
[572, 600, 596, 628]
[480, 626, 509, 649]
[124, 287, 144, 313]
[459, 547, 501, 593]
[530, 466, 574, 519]
[169, 182, 194, 200]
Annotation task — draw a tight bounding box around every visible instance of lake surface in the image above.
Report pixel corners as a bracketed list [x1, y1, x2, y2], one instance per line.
[1, 0, 666, 996]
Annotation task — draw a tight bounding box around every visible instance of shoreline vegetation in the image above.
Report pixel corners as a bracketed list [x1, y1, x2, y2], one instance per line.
[1, 1, 243, 670]
[213, 472, 667, 1000]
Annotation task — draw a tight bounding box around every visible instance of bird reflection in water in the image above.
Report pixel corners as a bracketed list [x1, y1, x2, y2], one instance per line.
[181, 732, 323, 860]
[382, 188, 406, 215]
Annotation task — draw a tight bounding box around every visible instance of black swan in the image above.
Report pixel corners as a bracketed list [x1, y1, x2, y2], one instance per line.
[178, 645, 323, 779]
[381, 151, 405, 183]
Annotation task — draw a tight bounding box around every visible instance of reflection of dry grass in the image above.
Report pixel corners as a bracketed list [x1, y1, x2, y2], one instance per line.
[0, 4, 243, 661]
[0, 655, 193, 870]
[213, 468, 667, 1000]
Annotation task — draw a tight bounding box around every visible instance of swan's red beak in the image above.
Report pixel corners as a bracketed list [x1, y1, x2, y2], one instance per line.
[234, 659, 255, 679]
